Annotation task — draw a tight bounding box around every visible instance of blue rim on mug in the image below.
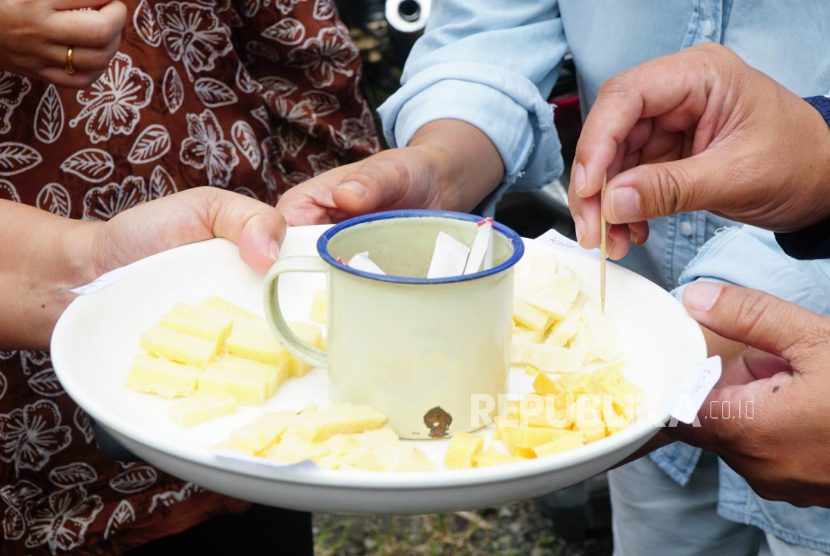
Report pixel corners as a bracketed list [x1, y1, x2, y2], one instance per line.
[316, 209, 525, 285]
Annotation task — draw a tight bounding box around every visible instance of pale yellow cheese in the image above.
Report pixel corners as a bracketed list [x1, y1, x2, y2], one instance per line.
[224, 318, 290, 366]
[286, 322, 322, 377]
[197, 367, 270, 406]
[125, 354, 199, 398]
[168, 393, 237, 427]
[521, 343, 585, 373]
[265, 436, 330, 465]
[574, 423, 606, 444]
[541, 270, 582, 308]
[512, 298, 549, 331]
[198, 296, 260, 320]
[515, 287, 569, 321]
[310, 290, 327, 323]
[158, 311, 233, 344]
[444, 431, 485, 469]
[230, 410, 296, 452]
[343, 444, 435, 472]
[580, 301, 622, 362]
[139, 326, 218, 369]
[294, 404, 386, 443]
[545, 307, 581, 348]
[533, 431, 585, 456]
[512, 324, 546, 344]
[211, 354, 288, 396]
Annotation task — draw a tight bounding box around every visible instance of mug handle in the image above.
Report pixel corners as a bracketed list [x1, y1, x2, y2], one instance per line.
[263, 256, 328, 369]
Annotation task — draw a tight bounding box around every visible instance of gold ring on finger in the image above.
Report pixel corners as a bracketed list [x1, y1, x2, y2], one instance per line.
[66, 46, 75, 75]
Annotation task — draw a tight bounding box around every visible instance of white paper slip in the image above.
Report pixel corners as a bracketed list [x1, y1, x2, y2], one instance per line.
[62, 264, 134, 295]
[535, 229, 601, 260]
[347, 252, 386, 275]
[463, 217, 494, 275]
[427, 231, 470, 279]
[665, 356, 722, 425]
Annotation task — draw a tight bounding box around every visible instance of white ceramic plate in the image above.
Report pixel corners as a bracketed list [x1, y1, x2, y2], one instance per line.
[52, 225, 706, 515]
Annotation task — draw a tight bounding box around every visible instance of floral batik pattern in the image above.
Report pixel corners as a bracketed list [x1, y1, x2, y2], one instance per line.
[0, 0, 378, 554]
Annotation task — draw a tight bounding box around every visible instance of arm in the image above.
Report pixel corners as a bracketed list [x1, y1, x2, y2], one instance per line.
[278, 0, 567, 223]
[1, 188, 286, 350]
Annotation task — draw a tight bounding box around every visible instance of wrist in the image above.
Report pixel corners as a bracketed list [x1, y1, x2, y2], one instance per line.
[20, 217, 102, 349]
[409, 119, 505, 212]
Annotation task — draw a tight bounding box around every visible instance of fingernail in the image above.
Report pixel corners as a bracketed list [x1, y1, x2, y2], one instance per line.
[629, 227, 639, 245]
[336, 180, 367, 198]
[269, 240, 280, 262]
[573, 163, 586, 194]
[606, 235, 616, 259]
[610, 188, 641, 222]
[684, 282, 723, 312]
[574, 215, 587, 244]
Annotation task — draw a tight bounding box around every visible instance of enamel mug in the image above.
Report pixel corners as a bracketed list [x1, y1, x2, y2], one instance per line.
[263, 210, 524, 439]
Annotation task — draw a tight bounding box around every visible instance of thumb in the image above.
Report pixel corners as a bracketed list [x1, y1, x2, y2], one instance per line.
[332, 150, 438, 215]
[603, 153, 723, 224]
[682, 281, 830, 365]
[103, 188, 285, 276]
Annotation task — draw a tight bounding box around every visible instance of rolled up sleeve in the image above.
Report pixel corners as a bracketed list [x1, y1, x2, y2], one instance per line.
[377, 0, 567, 212]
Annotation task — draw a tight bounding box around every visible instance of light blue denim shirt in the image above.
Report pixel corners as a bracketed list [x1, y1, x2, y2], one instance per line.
[378, 0, 830, 549]
[671, 226, 830, 552]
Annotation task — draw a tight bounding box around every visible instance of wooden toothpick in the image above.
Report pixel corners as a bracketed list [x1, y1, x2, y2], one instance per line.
[600, 173, 607, 314]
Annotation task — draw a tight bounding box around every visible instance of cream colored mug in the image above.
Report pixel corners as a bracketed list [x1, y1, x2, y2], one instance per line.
[263, 210, 524, 439]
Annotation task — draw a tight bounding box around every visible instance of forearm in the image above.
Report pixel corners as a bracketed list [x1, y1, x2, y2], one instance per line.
[0, 201, 100, 350]
[408, 119, 505, 212]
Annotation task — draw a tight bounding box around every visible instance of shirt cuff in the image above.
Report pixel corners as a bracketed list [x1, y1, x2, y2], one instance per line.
[377, 62, 564, 213]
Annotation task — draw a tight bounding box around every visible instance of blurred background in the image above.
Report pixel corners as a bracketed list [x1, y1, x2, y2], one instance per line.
[312, 2, 615, 555]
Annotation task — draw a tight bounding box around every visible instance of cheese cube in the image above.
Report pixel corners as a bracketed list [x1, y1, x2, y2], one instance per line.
[212, 354, 288, 396]
[343, 444, 435, 472]
[533, 431, 585, 456]
[294, 404, 386, 443]
[545, 308, 581, 347]
[168, 393, 237, 427]
[350, 428, 399, 447]
[581, 301, 622, 362]
[513, 324, 546, 344]
[473, 449, 526, 467]
[140, 326, 218, 369]
[310, 290, 327, 323]
[158, 312, 232, 344]
[444, 431, 485, 469]
[517, 254, 558, 292]
[592, 360, 627, 388]
[323, 435, 360, 458]
[521, 344, 585, 373]
[494, 416, 534, 458]
[198, 296, 260, 320]
[197, 367, 270, 405]
[287, 322, 322, 377]
[542, 271, 582, 307]
[125, 354, 199, 398]
[230, 411, 296, 452]
[516, 287, 569, 320]
[224, 318, 289, 366]
[513, 298, 550, 331]
[501, 421, 573, 452]
[266, 436, 330, 465]
[574, 423, 606, 444]
[532, 372, 560, 396]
